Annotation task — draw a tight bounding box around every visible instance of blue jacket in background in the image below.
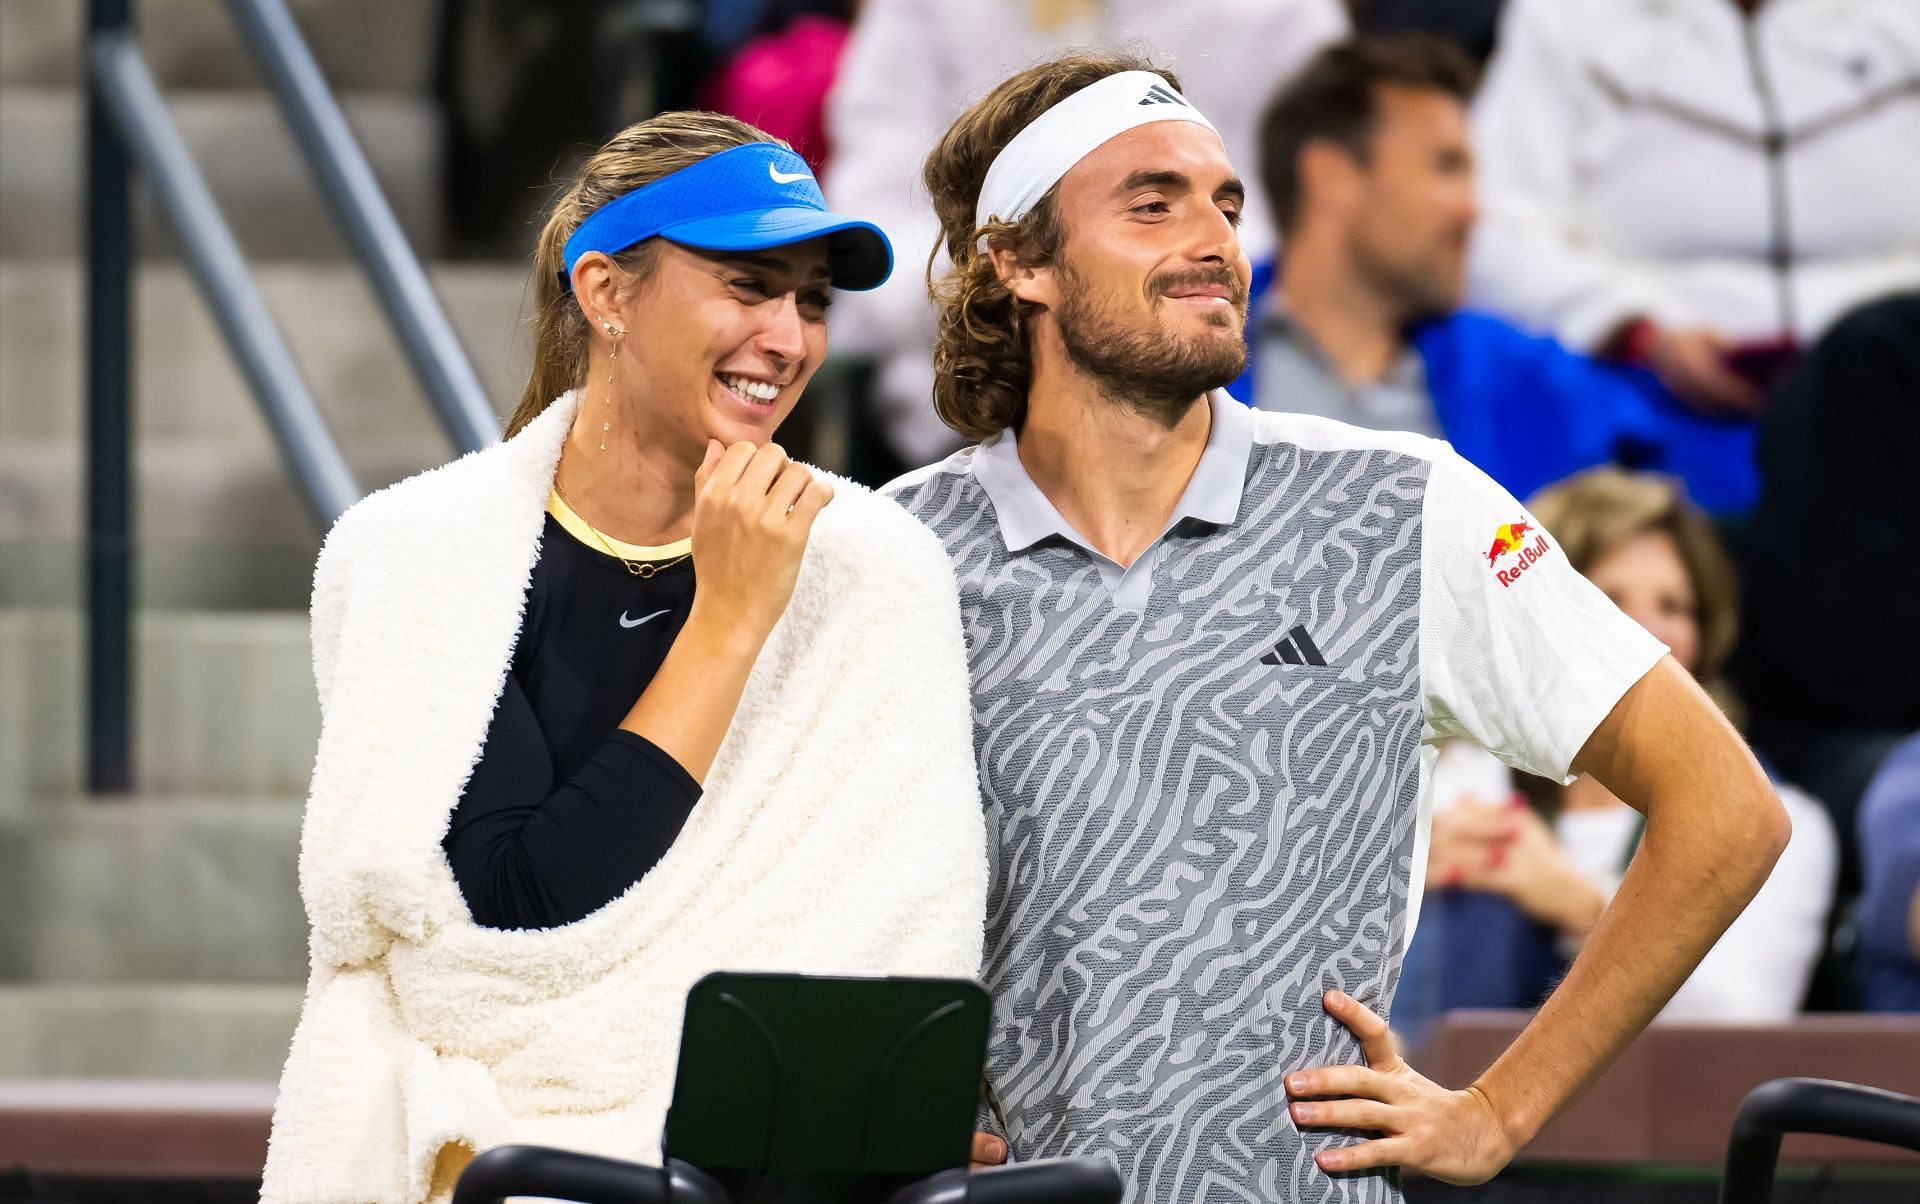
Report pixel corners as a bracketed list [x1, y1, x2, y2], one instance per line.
[1230, 261, 1761, 512]
[1392, 889, 1565, 1049]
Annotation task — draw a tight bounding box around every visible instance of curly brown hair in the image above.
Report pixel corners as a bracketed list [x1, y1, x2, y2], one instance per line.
[921, 50, 1180, 440]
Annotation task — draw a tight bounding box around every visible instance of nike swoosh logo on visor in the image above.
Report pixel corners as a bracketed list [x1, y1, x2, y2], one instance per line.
[619, 608, 671, 629]
[768, 164, 810, 184]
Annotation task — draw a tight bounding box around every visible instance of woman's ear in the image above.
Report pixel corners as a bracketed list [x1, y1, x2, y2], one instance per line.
[571, 253, 620, 330]
[987, 238, 1057, 309]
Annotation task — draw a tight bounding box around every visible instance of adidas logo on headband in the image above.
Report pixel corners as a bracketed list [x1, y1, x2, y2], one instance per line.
[973, 70, 1219, 237]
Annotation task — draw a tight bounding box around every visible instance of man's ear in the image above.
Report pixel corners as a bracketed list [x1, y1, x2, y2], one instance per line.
[987, 238, 1058, 309]
[1297, 139, 1365, 225]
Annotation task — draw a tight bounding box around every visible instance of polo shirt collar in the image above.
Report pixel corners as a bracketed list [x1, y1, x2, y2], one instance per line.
[974, 389, 1255, 556]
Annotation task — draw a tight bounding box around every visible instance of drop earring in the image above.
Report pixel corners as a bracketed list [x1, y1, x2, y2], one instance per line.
[598, 318, 626, 452]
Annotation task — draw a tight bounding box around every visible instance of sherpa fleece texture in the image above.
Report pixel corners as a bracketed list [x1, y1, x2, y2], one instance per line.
[259, 392, 987, 1204]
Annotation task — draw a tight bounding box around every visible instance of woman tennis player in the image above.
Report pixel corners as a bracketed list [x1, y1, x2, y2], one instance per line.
[260, 114, 986, 1203]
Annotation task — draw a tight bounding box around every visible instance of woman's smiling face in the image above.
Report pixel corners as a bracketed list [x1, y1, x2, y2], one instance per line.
[599, 237, 833, 457]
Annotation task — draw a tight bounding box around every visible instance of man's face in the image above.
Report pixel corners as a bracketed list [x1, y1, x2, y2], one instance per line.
[1343, 85, 1477, 321]
[1038, 121, 1253, 424]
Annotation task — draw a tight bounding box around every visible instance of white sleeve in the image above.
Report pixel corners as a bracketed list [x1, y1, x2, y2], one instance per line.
[1419, 447, 1667, 782]
[1467, 0, 1679, 349]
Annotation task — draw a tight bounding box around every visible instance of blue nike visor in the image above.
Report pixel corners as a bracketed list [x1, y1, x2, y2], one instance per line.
[561, 142, 892, 291]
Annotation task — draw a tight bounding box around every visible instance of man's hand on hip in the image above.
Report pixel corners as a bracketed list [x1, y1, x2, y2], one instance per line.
[1287, 990, 1516, 1184]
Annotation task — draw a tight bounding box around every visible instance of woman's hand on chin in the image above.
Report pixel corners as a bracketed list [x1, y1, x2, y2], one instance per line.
[615, 439, 832, 783]
[686, 439, 834, 644]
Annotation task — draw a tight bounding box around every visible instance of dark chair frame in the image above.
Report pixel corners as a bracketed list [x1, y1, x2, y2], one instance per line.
[1719, 1076, 1920, 1204]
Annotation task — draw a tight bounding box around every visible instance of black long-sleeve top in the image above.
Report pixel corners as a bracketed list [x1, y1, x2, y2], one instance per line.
[441, 505, 701, 930]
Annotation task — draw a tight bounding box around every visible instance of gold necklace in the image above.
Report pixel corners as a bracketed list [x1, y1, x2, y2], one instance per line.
[551, 476, 693, 579]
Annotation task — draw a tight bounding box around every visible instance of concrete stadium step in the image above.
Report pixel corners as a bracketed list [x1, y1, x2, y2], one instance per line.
[0, 0, 435, 93]
[0, 796, 307, 985]
[0, 433, 444, 609]
[0, 983, 302, 1080]
[0, 87, 443, 260]
[0, 609, 320, 801]
[0, 260, 527, 446]
[0, 258, 528, 608]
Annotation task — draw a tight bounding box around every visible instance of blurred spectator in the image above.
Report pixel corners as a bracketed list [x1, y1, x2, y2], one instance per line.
[1857, 734, 1920, 1011]
[435, 0, 714, 255]
[701, 1, 855, 172]
[1237, 34, 1757, 511]
[1734, 292, 1920, 886]
[823, 0, 1348, 469]
[1398, 469, 1838, 1037]
[1530, 471, 1836, 1022]
[1468, 0, 1920, 419]
[1352, 0, 1507, 65]
[435, 0, 606, 255]
[700, 0, 785, 57]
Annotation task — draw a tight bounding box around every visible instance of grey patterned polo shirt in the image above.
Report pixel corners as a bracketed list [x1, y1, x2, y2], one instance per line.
[886, 393, 1663, 1204]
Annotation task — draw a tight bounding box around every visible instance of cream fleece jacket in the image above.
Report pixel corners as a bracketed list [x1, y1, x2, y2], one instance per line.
[260, 392, 987, 1203]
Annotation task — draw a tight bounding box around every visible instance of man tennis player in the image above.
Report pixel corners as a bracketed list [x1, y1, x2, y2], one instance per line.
[888, 52, 1789, 1202]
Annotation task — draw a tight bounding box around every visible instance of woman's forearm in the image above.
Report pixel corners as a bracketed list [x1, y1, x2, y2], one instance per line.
[620, 610, 769, 783]
[623, 440, 835, 782]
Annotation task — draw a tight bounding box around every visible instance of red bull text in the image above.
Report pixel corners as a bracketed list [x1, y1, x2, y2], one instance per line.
[1486, 521, 1551, 587]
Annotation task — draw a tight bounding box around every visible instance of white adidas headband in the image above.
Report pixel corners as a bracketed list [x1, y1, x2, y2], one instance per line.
[973, 70, 1219, 244]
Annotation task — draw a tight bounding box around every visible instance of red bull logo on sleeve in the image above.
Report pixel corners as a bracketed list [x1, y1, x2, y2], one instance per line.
[1485, 520, 1552, 587]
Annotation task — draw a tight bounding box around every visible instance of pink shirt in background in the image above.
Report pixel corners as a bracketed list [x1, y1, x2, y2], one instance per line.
[701, 15, 852, 174]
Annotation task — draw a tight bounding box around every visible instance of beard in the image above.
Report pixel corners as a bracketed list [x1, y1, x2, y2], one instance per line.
[1051, 258, 1249, 428]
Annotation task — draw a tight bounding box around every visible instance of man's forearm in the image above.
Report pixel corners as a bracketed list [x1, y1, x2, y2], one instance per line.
[1285, 664, 1792, 1185]
[1469, 775, 1788, 1148]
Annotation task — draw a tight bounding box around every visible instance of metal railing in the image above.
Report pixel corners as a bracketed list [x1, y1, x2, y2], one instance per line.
[224, 0, 497, 453]
[83, 0, 496, 792]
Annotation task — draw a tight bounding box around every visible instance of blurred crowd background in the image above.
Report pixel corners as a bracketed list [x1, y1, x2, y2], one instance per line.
[1, 0, 1917, 1100]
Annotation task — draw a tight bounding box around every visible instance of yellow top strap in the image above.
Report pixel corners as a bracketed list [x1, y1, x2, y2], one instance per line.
[546, 489, 693, 562]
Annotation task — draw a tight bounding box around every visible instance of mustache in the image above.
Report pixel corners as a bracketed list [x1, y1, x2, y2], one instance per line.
[1150, 267, 1249, 308]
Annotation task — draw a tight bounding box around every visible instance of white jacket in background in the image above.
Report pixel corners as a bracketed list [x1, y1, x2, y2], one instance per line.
[1435, 742, 1838, 1022]
[1468, 0, 1920, 350]
[1557, 784, 1838, 1023]
[260, 393, 988, 1203]
[823, 0, 1348, 461]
